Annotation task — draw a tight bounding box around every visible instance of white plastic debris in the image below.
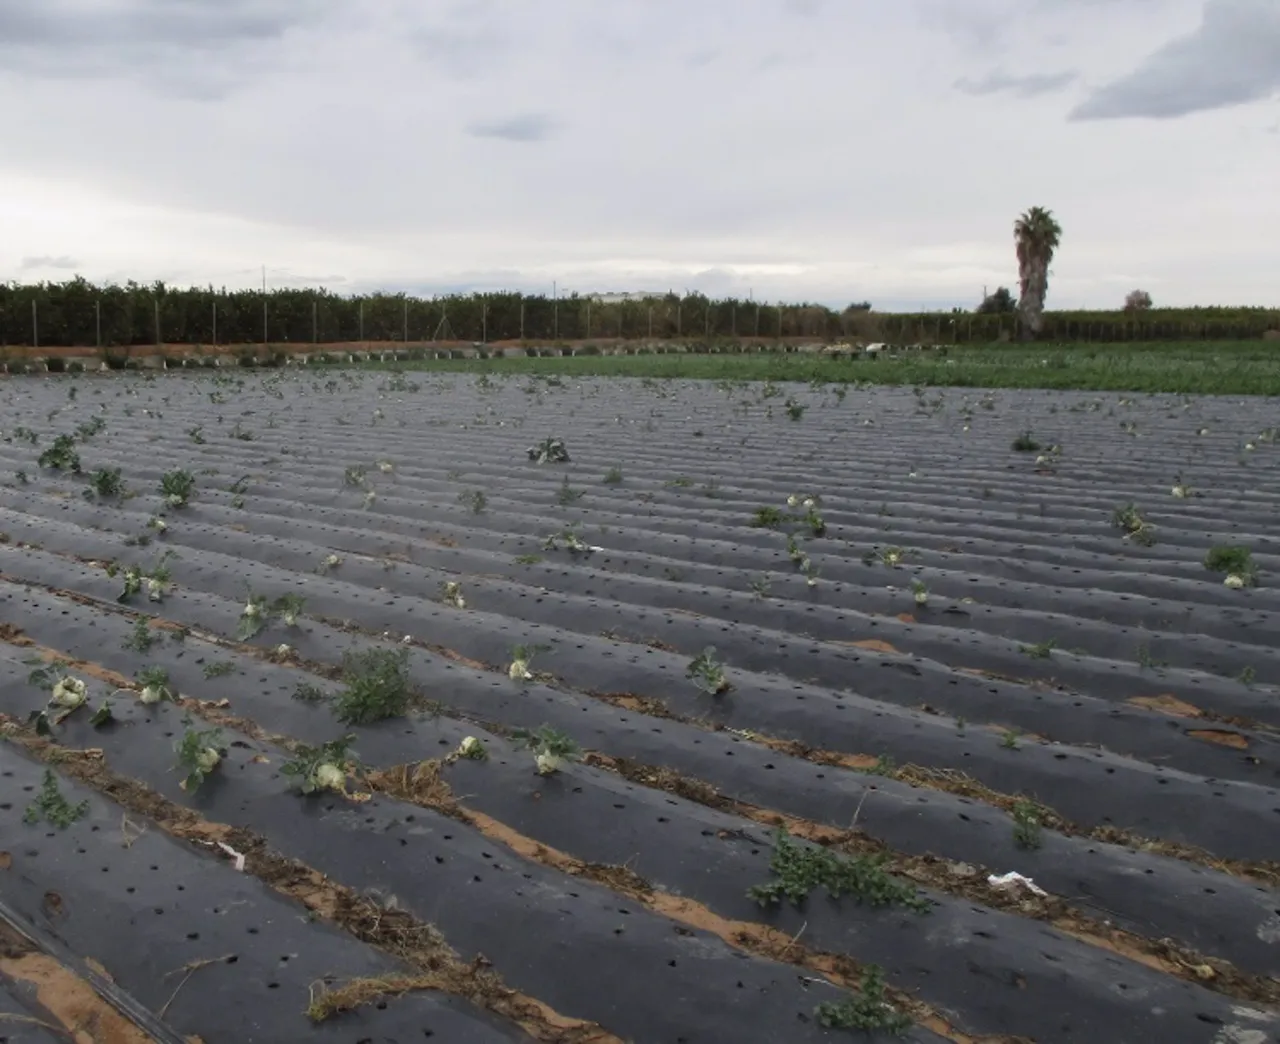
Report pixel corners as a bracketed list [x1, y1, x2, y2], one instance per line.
[216, 841, 246, 872]
[988, 871, 1046, 896]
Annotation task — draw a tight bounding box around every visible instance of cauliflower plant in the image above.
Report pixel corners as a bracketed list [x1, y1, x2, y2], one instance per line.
[508, 643, 548, 682]
[269, 594, 306, 628]
[175, 721, 226, 792]
[513, 726, 580, 776]
[135, 666, 174, 705]
[237, 593, 271, 640]
[456, 736, 488, 760]
[51, 676, 87, 710]
[281, 735, 359, 796]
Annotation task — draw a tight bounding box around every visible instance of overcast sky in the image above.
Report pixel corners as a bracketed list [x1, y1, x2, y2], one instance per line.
[1, 0, 1277, 311]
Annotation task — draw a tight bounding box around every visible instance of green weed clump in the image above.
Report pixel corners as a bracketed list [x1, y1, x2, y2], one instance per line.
[748, 828, 931, 913]
[333, 647, 415, 724]
[24, 770, 89, 828]
[815, 965, 912, 1035]
[86, 466, 125, 499]
[38, 434, 81, 472]
[1011, 799, 1044, 849]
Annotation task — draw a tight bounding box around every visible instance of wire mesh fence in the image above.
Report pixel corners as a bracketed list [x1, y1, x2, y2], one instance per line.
[2, 280, 1278, 349]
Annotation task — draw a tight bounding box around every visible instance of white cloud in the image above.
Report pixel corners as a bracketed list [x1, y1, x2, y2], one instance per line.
[0, 0, 1276, 309]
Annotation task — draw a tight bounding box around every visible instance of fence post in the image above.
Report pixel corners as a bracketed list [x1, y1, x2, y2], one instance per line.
[677, 301, 682, 337]
[553, 296, 558, 340]
[31, 299, 37, 350]
[402, 299, 408, 343]
[358, 300, 364, 342]
[212, 301, 217, 346]
[730, 304, 735, 337]
[586, 300, 591, 340]
[154, 298, 161, 347]
[704, 306, 710, 340]
[312, 300, 317, 344]
[482, 301, 488, 344]
[777, 306, 782, 338]
[262, 298, 267, 345]
[95, 298, 101, 348]
[755, 305, 761, 337]
[647, 306, 653, 339]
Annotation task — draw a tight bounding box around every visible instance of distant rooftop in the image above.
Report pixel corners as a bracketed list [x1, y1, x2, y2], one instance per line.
[585, 291, 667, 303]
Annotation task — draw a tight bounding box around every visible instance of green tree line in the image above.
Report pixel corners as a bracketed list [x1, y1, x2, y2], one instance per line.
[0, 277, 1276, 348]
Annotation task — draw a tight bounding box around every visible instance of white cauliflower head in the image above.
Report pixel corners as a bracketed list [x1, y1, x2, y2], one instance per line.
[51, 676, 88, 708]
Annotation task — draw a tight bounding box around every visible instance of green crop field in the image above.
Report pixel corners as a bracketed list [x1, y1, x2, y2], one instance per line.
[369, 341, 1280, 396]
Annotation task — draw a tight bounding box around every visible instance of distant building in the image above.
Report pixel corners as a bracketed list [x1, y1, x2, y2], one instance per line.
[586, 291, 661, 303]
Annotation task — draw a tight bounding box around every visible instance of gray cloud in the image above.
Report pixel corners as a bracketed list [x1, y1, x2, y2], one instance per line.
[920, 3, 1011, 51]
[0, 0, 323, 50]
[411, 4, 512, 80]
[921, 0, 1183, 54]
[466, 113, 560, 143]
[784, 0, 826, 15]
[19, 255, 79, 271]
[955, 69, 1078, 98]
[0, 0, 332, 92]
[1070, 0, 1280, 119]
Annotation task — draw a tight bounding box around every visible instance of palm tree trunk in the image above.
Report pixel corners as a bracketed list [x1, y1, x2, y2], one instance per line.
[1018, 259, 1048, 340]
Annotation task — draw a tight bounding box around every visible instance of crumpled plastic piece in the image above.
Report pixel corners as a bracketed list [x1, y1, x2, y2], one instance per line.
[988, 871, 1046, 896]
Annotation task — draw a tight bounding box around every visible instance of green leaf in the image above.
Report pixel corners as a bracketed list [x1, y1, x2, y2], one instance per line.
[89, 701, 115, 728]
[27, 709, 53, 736]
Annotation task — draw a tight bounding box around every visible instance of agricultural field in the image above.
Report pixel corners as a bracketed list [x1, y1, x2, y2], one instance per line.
[0, 366, 1276, 1043]
[369, 339, 1280, 396]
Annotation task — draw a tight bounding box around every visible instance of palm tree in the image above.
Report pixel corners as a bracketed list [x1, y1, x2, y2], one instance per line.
[1013, 207, 1062, 340]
